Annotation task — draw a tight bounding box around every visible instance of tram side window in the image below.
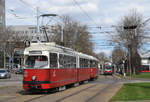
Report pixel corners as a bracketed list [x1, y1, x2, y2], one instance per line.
[90, 60, 92, 67]
[60, 55, 76, 68]
[59, 54, 64, 68]
[87, 59, 90, 68]
[63, 55, 67, 68]
[95, 61, 98, 68]
[80, 58, 83, 68]
[50, 53, 58, 68]
[90, 60, 95, 68]
[71, 57, 76, 68]
[60, 55, 69, 68]
[93, 61, 98, 68]
[68, 56, 71, 68]
[91, 60, 98, 68]
[84, 59, 89, 68]
[79, 58, 89, 68]
[64, 55, 72, 68]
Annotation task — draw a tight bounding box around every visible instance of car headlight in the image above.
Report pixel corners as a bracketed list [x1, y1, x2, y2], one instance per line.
[1, 74, 5, 77]
[0, 74, 6, 77]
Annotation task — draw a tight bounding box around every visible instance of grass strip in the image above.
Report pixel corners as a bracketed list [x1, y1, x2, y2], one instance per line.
[132, 73, 150, 78]
[111, 83, 150, 101]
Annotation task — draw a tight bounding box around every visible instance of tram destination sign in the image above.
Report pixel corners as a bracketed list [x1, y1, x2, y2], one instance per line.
[29, 51, 42, 54]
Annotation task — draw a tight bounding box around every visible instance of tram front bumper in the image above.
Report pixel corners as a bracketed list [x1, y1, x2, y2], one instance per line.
[23, 81, 50, 90]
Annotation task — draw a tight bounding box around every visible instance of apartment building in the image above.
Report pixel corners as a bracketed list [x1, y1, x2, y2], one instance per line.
[0, 0, 5, 29]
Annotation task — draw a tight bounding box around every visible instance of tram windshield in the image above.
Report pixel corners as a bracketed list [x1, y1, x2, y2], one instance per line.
[25, 56, 48, 68]
[105, 66, 112, 70]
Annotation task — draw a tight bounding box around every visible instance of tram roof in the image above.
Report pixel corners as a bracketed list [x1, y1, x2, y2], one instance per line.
[24, 42, 98, 61]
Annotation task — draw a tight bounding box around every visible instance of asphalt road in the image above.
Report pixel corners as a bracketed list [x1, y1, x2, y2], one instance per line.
[0, 73, 22, 87]
[0, 75, 121, 102]
[0, 74, 150, 102]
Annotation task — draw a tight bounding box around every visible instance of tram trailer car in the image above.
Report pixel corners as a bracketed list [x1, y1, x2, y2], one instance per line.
[141, 64, 150, 72]
[23, 42, 99, 91]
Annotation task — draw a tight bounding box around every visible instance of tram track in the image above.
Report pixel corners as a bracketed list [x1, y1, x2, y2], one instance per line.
[0, 75, 119, 102]
[22, 81, 101, 102]
[24, 94, 48, 102]
[85, 80, 118, 102]
[54, 76, 118, 102]
[0, 92, 51, 102]
[0, 90, 48, 102]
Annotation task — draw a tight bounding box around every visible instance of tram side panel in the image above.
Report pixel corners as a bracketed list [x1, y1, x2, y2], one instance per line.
[77, 58, 91, 82]
[77, 68, 90, 82]
[49, 68, 77, 88]
[90, 68, 99, 79]
[23, 68, 77, 90]
[90, 61, 99, 79]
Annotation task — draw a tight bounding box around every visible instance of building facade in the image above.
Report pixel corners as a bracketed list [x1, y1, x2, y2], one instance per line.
[9, 25, 54, 42]
[7, 25, 54, 69]
[0, 0, 5, 29]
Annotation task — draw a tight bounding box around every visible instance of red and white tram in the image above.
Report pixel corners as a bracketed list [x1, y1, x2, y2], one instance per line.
[23, 42, 99, 91]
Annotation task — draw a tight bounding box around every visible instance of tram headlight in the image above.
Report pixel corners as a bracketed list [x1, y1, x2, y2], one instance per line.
[32, 76, 36, 81]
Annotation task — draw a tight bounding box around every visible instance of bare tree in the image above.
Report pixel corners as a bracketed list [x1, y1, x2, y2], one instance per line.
[0, 27, 15, 53]
[112, 47, 126, 73]
[50, 16, 94, 55]
[112, 10, 147, 74]
[97, 52, 107, 62]
[0, 27, 15, 68]
[112, 47, 126, 65]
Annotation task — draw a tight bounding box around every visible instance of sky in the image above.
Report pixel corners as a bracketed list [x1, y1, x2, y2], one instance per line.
[5, 0, 150, 56]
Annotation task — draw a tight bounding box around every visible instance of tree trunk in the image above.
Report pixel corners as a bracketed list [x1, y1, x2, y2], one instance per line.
[130, 48, 141, 75]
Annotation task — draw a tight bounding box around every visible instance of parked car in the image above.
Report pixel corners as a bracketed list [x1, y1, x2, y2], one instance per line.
[15, 68, 23, 74]
[0, 69, 11, 79]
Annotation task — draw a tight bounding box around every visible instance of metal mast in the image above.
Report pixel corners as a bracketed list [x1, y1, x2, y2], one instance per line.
[36, 7, 40, 43]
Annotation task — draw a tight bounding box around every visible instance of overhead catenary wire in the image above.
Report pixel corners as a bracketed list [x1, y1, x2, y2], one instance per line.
[18, 0, 46, 16]
[6, 0, 37, 19]
[15, 0, 119, 30]
[8, 1, 116, 46]
[19, 0, 36, 12]
[72, 0, 101, 29]
[8, 9, 34, 19]
[18, 0, 60, 23]
[18, 0, 118, 34]
[13, 0, 149, 50]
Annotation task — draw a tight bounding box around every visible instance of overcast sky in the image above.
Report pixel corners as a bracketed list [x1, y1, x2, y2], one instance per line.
[6, 0, 150, 55]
